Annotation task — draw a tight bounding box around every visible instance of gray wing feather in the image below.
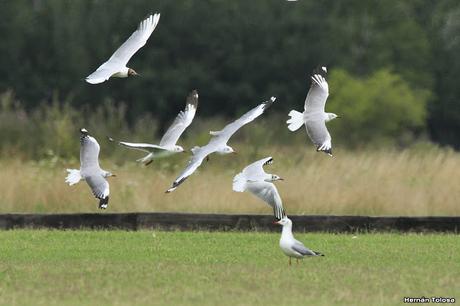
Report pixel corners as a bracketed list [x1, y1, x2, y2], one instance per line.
[118, 141, 164, 153]
[304, 73, 329, 113]
[86, 175, 109, 200]
[246, 181, 285, 219]
[166, 145, 211, 192]
[159, 90, 198, 147]
[210, 97, 276, 145]
[305, 119, 331, 149]
[292, 241, 316, 256]
[80, 135, 100, 170]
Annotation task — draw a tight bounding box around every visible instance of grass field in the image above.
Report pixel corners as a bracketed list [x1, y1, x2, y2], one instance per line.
[1, 147, 460, 216]
[0, 230, 459, 306]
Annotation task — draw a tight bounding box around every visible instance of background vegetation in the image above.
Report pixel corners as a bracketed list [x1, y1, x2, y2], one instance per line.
[0, 0, 459, 149]
[0, 1, 460, 215]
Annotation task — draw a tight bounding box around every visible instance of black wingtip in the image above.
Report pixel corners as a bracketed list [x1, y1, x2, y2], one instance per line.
[312, 65, 328, 77]
[186, 89, 199, 108]
[98, 196, 109, 209]
[317, 147, 332, 156]
[263, 96, 276, 110]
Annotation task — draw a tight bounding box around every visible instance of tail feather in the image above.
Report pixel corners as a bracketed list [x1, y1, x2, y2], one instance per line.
[286, 110, 304, 131]
[232, 173, 246, 192]
[65, 169, 82, 186]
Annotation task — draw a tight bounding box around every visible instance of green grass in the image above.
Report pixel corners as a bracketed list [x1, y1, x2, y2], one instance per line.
[0, 231, 459, 306]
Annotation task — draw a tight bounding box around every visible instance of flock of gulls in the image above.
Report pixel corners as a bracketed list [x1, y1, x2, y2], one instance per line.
[66, 13, 337, 264]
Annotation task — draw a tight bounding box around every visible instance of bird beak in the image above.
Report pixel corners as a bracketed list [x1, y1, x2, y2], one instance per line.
[232, 151, 237, 154]
[337, 115, 342, 118]
[111, 174, 117, 177]
[279, 177, 284, 181]
[182, 151, 188, 154]
[273, 220, 280, 225]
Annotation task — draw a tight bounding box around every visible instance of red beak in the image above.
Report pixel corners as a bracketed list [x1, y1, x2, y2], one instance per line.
[273, 220, 280, 225]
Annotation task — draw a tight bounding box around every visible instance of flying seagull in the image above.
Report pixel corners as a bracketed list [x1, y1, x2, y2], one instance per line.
[233, 157, 285, 220]
[85, 13, 160, 84]
[286, 66, 339, 156]
[166, 96, 276, 193]
[111, 90, 198, 165]
[274, 217, 324, 265]
[65, 128, 116, 209]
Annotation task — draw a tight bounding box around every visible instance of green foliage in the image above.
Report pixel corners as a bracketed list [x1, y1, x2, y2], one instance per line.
[1, 1, 460, 147]
[328, 69, 428, 147]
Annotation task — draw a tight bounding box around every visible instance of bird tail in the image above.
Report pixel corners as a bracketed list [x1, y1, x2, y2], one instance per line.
[136, 153, 154, 166]
[313, 251, 325, 256]
[286, 110, 304, 131]
[65, 169, 82, 186]
[232, 173, 246, 192]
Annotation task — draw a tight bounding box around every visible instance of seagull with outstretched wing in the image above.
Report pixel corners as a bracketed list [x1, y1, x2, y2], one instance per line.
[111, 90, 198, 165]
[233, 157, 285, 220]
[166, 96, 276, 193]
[65, 129, 116, 209]
[85, 13, 160, 84]
[286, 66, 339, 156]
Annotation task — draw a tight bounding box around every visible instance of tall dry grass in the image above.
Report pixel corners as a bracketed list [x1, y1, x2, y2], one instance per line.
[1, 146, 459, 216]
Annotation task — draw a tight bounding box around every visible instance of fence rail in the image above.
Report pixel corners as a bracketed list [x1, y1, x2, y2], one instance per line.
[0, 213, 458, 232]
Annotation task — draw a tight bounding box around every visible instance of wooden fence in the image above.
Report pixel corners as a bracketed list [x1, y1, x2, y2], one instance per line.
[0, 213, 458, 232]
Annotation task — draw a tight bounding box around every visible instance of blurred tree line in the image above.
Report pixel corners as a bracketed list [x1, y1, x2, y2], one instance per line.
[0, 0, 459, 151]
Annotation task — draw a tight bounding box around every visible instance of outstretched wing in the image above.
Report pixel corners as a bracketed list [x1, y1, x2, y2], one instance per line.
[117, 141, 164, 153]
[80, 134, 101, 170]
[159, 90, 199, 147]
[85, 175, 110, 209]
[209, 97, 276, 145]
[165, 146, 212, 193]
[233, 157, 273, 192]
[86, 13, 160, 84]
[246, 181, 285, 220]
[305, 119, 332, 156]
[304, 66, 329, 113]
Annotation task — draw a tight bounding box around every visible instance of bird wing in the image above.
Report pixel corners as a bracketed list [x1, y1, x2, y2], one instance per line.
[292, 240, 317, 256]
[85, 175, 109, 201]
[159, 90, 199, 147]
[85, 13, 160, 84]
[80, 134, 101, 170]
[166, 145, 213, 192]
[304, 67, 329, 113]
[305, 119, 332, 155]
[118, 141, 165, 153]
[246, 181, 285, 220]
[242, 156, 273, 181]
[209, 97, 276, 146]
[233, 157, 274, 192]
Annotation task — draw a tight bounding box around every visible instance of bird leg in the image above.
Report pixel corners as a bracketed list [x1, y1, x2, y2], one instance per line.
[289, 257, 291, 266]
[296, 259, 299, 264]
[206, 156, 210, 162]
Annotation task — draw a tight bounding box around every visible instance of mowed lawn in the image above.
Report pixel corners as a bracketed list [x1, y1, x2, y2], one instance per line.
[0, 231, 459, 306]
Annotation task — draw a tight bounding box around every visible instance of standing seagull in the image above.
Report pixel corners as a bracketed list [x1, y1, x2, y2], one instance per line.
[166, 97, 276, 193]
[233, 157, 285, 220]
[274, 217, 324, 265]
[286, 66, 339, 156]
[85, 13, 160, 84]
[111, 90, 198, 165]
[65, 129, 116, 209]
